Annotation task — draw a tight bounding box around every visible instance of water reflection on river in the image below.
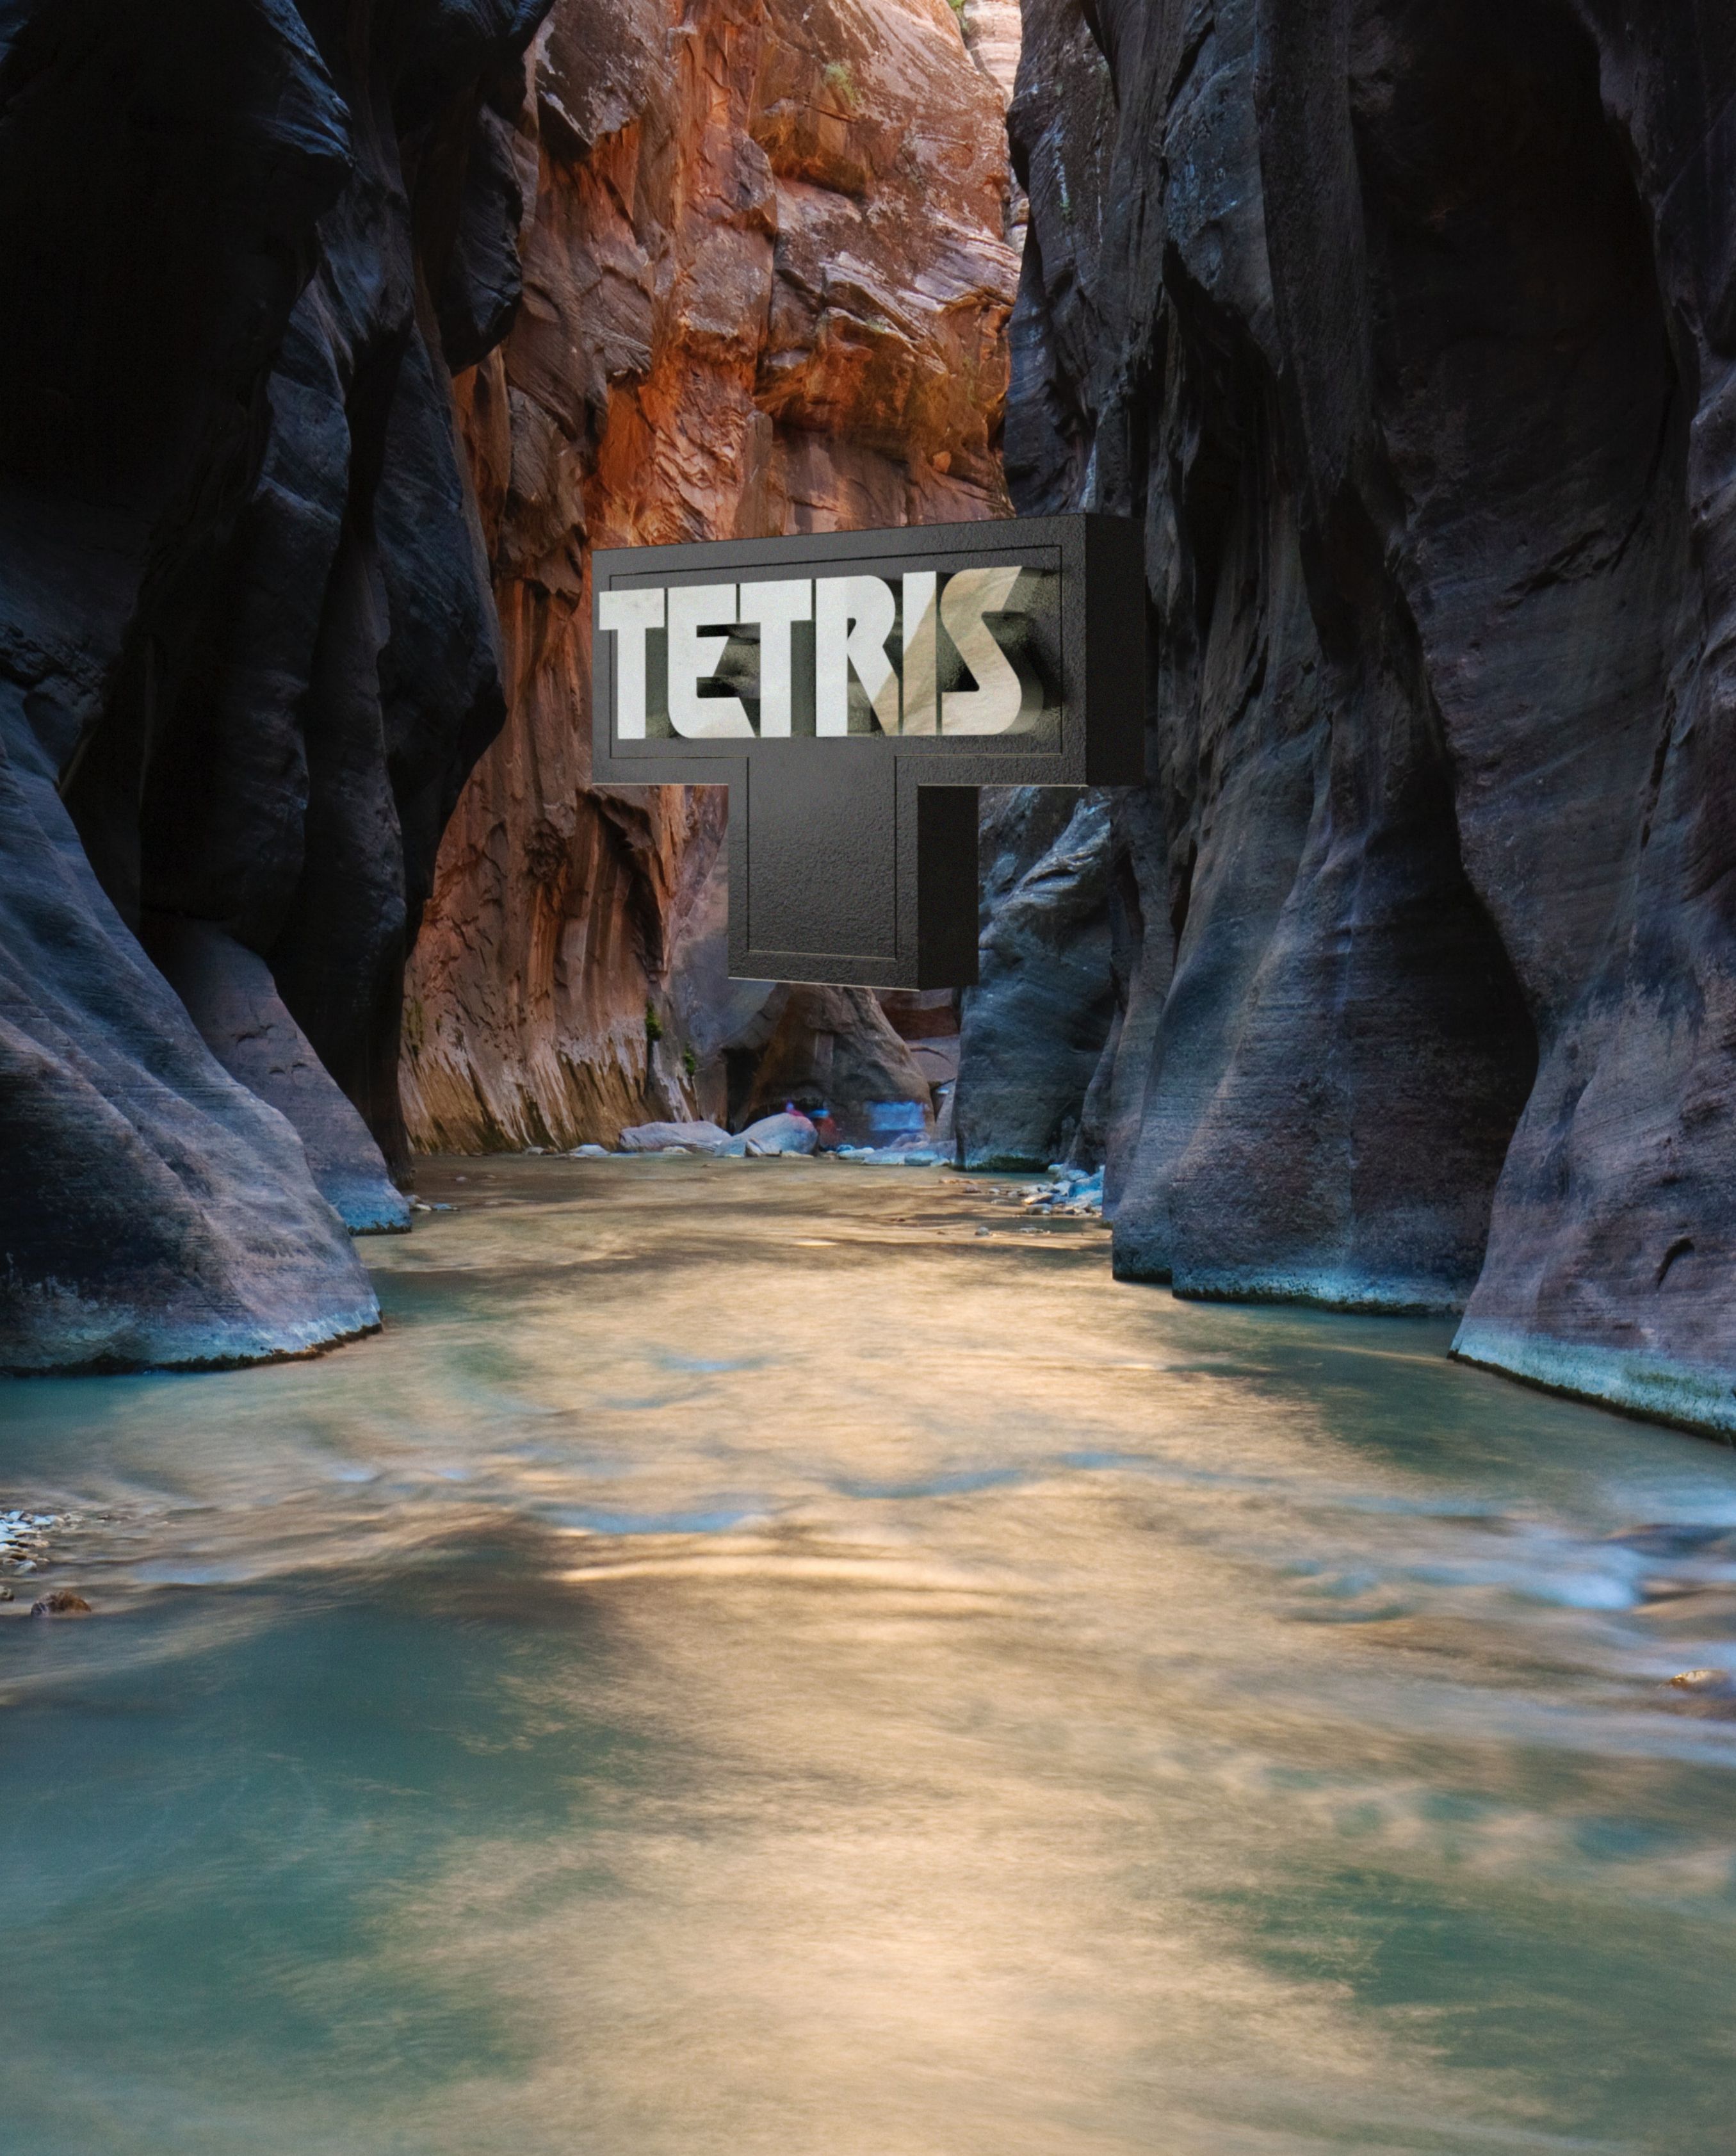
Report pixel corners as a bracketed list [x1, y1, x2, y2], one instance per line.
[3, 1156, 1734, 2154]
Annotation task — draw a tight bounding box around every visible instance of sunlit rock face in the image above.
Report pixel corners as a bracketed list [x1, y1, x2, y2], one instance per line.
[401, 0, 1019, 1152]
[0, 0, 547, 1368]
[996, 0, 1736, 1433]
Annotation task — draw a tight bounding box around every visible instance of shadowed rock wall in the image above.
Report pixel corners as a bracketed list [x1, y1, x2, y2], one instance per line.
[400, 0, 1020, 1151]
[994, 0, 1736, 1435]
[0, 0, 548, 1369]
[953, 787, 1115, 1168]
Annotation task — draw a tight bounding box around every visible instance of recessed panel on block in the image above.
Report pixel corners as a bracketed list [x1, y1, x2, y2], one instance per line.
[592, 515, 1144, 988]
[745, 748, 899, 966]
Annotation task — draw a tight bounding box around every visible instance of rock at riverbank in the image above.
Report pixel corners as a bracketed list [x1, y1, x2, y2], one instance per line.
[143, 919, 410, 1236]
[720, 1113, 818, 1158]
[0, 0, 549, 1369]
[618, 1122, 734, 1155]
[617, 1110, 818, 1156]
[982, 0, 1736, 1430]
[955, 789, 1115, 1170]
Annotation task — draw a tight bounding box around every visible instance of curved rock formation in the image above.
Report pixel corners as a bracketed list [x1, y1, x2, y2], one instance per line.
[997, 0, 1736, 1434]
[401, 0, 1019, 1152]
[0, 0, 547, 1368]
[953, 787, 1115, 1168]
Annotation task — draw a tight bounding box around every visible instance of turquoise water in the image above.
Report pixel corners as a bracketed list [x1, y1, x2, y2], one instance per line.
[3, 1155, 1734, 2155]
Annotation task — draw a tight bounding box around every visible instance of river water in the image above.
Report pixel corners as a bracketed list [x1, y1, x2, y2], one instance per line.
[3, 1156, 1734, 2155]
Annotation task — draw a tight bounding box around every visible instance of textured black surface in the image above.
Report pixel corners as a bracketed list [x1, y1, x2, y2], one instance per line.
[991, 0, 1736, 1432]
[0, 0, 546, 1369]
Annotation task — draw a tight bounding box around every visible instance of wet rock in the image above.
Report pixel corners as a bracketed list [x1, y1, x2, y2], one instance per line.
[993, 0, 1736, 1420]
[30, 1592, 92, 1618]
[1018, 1166, 1105, 1217]
[141, 919, 410, 1235]
[618, 1121, 733, 1154]
[720, 1112, 819, 1157]
[1666, 1668, 1736, 1718]
[955, 790, 1115, 1170]
[402, 0, 1019, 1156]
[731, 987, 933, 1147]
[2, 1512, 65, 1571]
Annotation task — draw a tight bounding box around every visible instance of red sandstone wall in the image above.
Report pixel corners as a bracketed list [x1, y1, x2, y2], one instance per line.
[402, 0, 1018, 1151]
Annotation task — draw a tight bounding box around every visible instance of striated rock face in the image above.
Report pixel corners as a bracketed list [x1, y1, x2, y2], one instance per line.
[961, 0, 1028, 254]
[0, 0, 547, 1369]
[954, 787, 1114, 1168]
[998, 0, 1736, 1434]
[727, 985, 934, 1145]
[144, 920, 410, 1237]
[401, 0, 1019, 1153]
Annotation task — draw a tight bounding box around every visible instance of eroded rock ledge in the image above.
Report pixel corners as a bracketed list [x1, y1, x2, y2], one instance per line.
[987, 0, 1736, 1437]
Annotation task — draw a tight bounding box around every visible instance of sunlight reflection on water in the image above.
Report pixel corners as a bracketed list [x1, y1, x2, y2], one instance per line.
[2, 1154, 1734, 2155]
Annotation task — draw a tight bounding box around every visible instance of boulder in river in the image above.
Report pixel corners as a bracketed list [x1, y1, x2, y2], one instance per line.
[1668, 1669, 1734, 1695]
[31, 1592, 92, 1618]
[1666, 1669, 1736, 1718]
[720, 1113, 819, 1158]
[955, 790, 1115, 1171]
[618, 1122, 733, 1156]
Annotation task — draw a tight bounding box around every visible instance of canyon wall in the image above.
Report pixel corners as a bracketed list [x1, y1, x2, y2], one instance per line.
[992, 0, 1736, 1437]
[400, 0, 1019, 1151]
[0, 0, 1019, 1371]
[0, 0, 546, 1369]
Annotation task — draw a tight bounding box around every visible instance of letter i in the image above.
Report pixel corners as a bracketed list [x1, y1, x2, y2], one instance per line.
[902, 572, 938, 735]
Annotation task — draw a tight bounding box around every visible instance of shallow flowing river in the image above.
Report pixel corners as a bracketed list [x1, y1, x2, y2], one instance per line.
[3, 1156, 1735, 2155]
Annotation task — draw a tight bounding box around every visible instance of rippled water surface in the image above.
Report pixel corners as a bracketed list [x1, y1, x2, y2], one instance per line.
[4, 1155, 1735, 2155]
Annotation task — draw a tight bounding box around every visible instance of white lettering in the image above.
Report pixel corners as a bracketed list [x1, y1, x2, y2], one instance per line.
[940, 566, 1032, 734]
[736, 579, 811, 737]
[605, 566, 1045, 744]
[597, 585, 665, 740]
[900, 571, 938, 734]
[816, 575, 900, 737]
[669, 584, 754, 738]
